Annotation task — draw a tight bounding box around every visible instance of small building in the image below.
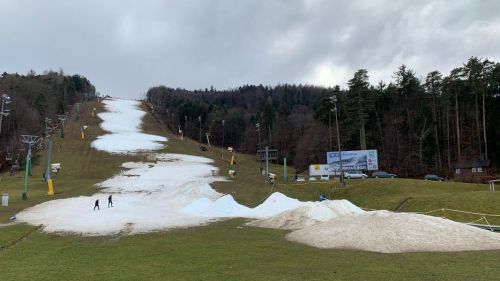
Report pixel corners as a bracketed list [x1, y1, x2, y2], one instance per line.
[451, 160, 491, 183]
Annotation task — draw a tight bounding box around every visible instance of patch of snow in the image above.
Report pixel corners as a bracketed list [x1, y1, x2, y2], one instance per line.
[17, 154, 222, 235]
[151, 153, 214, 164]
[91, 99, 166, 154]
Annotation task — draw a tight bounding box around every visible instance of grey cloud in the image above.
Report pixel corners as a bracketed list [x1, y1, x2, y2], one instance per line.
[0, 0, 499, 98]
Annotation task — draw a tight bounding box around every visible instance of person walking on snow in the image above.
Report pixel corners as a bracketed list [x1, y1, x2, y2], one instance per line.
[108, 195, 113, 208]
[94, 199, 100, 211]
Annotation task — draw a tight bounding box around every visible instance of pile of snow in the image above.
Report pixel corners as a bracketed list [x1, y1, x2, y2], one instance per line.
[179, 192, 308, 220]
[181, 195, 253, 218]
[286, 210, 500, 253]
[248, 199, 364, 230]
[323, 200, 364, 216]
[91, 99, 166, 154]
[251, 193, 305, 218]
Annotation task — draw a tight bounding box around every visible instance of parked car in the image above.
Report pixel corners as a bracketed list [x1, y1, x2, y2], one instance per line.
[344, 171, 368, 179]
[320, 175, 330, 180]
[424, 174, 444, 181]
[372, 171, 397, 178]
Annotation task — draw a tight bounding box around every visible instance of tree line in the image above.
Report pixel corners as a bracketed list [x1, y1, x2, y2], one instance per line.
[0, 70, 96, 171]
[147, 57, 500, 177]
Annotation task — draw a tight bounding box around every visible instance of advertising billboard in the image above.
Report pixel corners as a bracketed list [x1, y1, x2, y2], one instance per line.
[326, 150, 378, 171]
[309, 164, 338, 176]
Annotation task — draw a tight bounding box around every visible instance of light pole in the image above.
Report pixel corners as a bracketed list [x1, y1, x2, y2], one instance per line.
[221, 119, 225, 159]
[74, 103, 81, 121]
[330, 95, 345, 188]
[206, 133, 211, 147]
[172, 113, 175, 130]
[328, 107, 332, 151]
[198, 116, 202, 144]
[184, 115, 187, 140]
[0, 94, 12, 137]
[256, 123, 262, 175]
[256, 123, 261, 150]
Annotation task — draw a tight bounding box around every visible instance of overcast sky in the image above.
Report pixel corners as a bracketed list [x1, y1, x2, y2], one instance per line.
[1, 0, 499, 98]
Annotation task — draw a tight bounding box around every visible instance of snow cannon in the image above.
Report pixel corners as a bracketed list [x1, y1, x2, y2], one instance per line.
[228, 169, 236, 180]
[81, 125, 88, 140]
[267, 173, 276, 186]
[51, 163, 61, 175]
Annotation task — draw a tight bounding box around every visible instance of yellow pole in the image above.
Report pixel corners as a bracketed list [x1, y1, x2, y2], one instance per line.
[230, 151, 235, 165]
[81, 130, 85, 140]
[47, 179, 54, 195]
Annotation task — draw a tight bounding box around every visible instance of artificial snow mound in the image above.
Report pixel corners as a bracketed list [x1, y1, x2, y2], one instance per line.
[251, 192, 305, 218]
[286, 210, 500, 253]
[181, 195, 253, 218]
[179, 192, 308, 220]
[248, 199, 364, 230]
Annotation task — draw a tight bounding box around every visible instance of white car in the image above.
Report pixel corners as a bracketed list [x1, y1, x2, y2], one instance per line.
[344, 171, 368, 179]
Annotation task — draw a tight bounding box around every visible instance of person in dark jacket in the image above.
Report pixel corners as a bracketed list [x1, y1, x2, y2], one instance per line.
[94, 199, 100, 211]
[319, 193, 327, 202]
[108, 195, 113, 208]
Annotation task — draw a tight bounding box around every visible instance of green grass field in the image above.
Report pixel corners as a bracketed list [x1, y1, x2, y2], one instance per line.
[0, 101, 499, 280]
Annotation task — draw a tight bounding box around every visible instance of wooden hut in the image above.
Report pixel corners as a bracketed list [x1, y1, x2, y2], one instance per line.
[451, 160, 491, 183]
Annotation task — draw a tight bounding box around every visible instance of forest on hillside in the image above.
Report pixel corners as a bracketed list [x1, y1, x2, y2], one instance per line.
[147, 57, 500, 177]
[0, 70, 96, 170]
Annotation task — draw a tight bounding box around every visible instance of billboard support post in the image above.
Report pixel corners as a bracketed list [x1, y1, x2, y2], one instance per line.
[265, 146, 269, 177]
[283, 157, 288, 182]
[256, 123, 262, 175]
